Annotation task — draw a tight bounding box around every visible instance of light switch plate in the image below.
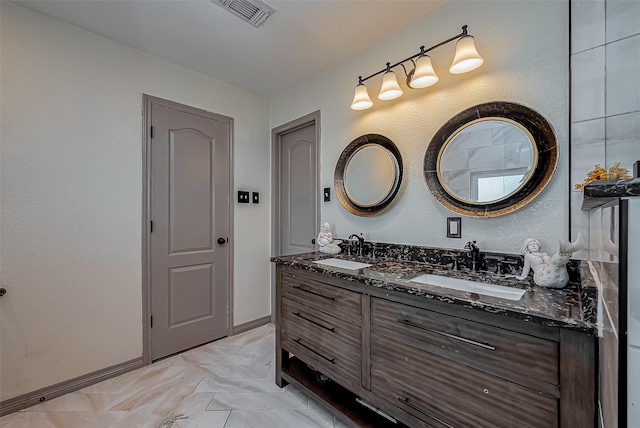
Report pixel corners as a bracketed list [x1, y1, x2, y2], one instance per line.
[324, 187, 331, 202]
[447, 217, 461, 238]
[252, 192, 260, 204]
[238, 191, 250, 203]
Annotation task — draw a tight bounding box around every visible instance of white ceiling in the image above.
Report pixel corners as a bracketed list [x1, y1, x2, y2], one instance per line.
[12, 0, 445, 97]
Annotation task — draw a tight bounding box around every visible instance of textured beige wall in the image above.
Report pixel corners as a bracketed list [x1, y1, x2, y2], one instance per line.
[270, 0, 569, 254]
[0, 3, 271, 400]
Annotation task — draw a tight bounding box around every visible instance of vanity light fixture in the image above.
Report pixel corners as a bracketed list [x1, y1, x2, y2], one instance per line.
[350, 25, 483, 110]
[378, 63, 404, 100]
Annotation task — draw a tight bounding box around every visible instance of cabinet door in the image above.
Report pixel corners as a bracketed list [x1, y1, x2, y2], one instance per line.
[371, 331, 558, 428]
[371, 297, 559, 394]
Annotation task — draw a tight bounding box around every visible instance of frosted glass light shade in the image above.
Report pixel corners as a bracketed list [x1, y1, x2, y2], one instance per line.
[378, 70, 403, 100]
[449, 35, 484, 74]
[351, 83, 373, 110]
[410, 55, 439, 88]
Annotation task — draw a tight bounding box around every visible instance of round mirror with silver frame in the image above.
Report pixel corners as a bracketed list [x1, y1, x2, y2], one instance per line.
[424, 102, 557, 217]
[335, 134, 403, 216]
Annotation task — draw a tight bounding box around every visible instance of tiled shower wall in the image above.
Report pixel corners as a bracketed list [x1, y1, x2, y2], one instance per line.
[571, 0, 640, 259]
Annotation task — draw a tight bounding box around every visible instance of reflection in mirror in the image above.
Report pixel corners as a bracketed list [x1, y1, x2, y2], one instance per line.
[345, 145, 398, 207]
[335, 134, 403, 216]
[437, 119, 538, 204]
[424, 101, 558, 217]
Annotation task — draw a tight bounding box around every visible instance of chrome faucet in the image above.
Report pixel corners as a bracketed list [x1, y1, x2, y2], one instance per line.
[464, 241, 481, 271]
[348, 233, 365, 257]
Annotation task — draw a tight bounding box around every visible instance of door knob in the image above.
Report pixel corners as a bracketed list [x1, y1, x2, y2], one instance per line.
[311, 239, 316, 244]
[0, 288, 6, 297]
[217, 237, 227, 245]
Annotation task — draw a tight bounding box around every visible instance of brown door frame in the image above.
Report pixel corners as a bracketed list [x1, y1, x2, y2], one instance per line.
[141, 94, 234, 365]
[270, 110, 321, 321]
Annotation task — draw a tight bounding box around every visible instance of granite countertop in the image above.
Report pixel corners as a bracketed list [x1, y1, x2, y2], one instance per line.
[271, 251, 598, 336]
[582, 177, 640, 209]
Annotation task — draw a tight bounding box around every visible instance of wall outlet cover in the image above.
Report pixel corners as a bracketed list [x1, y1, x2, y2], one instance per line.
[252, 192, 260, 204]
[238, 191, 250, 203]
[324, 187, 331, 202]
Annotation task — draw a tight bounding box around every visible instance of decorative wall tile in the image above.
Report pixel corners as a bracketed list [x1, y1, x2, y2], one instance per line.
[606, 0, 640, 43]
[605, 111, 640, 171]
[571, 46, 606, 122]
[572, 0, 606, 53]
[606, 34, 640, 116]
[571, 119, 606, 187]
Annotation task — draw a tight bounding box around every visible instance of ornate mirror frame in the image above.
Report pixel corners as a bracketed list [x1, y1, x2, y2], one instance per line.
[335, 134, 403, 216]
[424, 102, 558, 217]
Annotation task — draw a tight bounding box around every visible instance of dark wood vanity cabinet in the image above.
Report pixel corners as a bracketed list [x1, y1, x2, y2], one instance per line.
[275, 265, 596, 428]
[279, 268, 363, 392]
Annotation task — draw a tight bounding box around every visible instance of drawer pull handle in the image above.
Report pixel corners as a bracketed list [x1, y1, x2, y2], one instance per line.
[291, 285, 336, 301]
[396, 319, 496, 351]
[292, 338, 336, 364]
[293, 312, 336, 332]
[398, 397, 454, 428]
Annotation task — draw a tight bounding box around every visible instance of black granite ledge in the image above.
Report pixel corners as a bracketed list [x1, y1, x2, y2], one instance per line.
[334, 240, 581, 285]
[582, 177, 640, 209]
[271, 250, 598, 336]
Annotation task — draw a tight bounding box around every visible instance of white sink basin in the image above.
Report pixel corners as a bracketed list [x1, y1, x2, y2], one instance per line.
[409, 273, 526, 301]
[313, 258, 372, 270]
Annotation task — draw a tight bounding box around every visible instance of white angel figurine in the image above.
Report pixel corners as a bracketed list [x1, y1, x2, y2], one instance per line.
[516, 232, 585, 288]
[317, 222, 341, 255]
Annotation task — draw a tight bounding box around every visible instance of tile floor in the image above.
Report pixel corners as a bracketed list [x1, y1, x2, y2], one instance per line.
[0, 324, 348, 428]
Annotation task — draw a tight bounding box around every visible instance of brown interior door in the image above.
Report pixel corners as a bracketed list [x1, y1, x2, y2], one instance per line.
[150, 103, 230, 360]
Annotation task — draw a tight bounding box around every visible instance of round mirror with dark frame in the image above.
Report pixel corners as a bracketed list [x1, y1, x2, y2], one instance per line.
[424, 102, 557, 217]
[335, 134, 403, 216]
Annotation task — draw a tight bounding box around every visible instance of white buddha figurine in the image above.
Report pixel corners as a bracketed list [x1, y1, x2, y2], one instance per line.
[317, 222, 341, 255]
[516, 232, 585, 288]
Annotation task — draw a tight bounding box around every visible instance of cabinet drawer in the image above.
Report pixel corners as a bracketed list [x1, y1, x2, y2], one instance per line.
[371, 332, 558, 428]
[371, 297, 558, 389]
[282, 297, 360, 341]
[281, 315, 361, 390]
[282, 270, 361, 325]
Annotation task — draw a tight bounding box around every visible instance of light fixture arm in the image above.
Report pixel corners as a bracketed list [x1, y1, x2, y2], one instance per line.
[357, 25, 468, 84]
[399, 62, 411, 78]
[351, 24, 482, 110]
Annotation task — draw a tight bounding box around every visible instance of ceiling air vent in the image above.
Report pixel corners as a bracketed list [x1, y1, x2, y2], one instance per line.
[213, 0, 275, 28]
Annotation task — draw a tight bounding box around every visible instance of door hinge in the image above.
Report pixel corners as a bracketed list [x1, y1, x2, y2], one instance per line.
[150, 126, 154, 139]
[150, 316, 153, 328]
[150, 221, 154, 233]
